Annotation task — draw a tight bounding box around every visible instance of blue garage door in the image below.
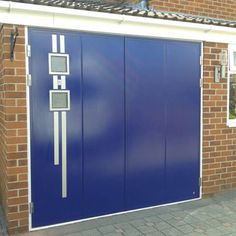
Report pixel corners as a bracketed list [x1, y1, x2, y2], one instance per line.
[29, 28, 200, 228]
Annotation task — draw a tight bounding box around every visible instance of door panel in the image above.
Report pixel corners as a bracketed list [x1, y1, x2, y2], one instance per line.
[29, 28, 200, 228]
[165, 41, 201, 202]
[82, 34, 125, 217]
[125, 38, 166, 209]
[29, 29, 83, 227]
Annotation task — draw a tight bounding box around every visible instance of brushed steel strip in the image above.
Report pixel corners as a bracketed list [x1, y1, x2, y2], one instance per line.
[52, 34, 59, 166]
[61, 76, 66, 89]
[53, 75, 58, 89]
[52, 34, 57, 53]
[54, 112, 59, 165]
[61, 111, 67, 198]
[60, 35, 65, 53]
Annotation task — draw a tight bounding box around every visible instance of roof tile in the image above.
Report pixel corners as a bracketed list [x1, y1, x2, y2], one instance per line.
[3, 0, 236, 28]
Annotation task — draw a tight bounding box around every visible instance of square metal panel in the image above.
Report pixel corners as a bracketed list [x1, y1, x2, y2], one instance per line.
[49, 53, 70, 75]
[49, 90, 70, 111]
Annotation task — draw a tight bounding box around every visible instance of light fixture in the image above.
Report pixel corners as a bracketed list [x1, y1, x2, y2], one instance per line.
[220, 49, 227, 79]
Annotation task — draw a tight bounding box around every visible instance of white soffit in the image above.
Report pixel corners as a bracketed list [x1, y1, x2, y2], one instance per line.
[0, 1, 236, 43]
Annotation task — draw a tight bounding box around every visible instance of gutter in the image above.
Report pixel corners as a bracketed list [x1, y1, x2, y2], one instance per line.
[0, 0, 236, 43]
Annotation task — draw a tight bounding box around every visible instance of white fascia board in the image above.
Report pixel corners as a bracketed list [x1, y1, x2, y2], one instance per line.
[1, 0, 236, 43]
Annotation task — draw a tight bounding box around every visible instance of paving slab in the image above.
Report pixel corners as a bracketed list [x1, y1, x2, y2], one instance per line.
[2, 189, 236, 236]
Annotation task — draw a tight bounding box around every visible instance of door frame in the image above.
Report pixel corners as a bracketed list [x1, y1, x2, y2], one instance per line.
[26, 26, 203, 231]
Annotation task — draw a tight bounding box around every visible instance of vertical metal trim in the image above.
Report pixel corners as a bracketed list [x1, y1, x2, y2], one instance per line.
[60, 35, 67, 198]
[60, 35, 65, 53]
[61, 111, 67, 198]
[52, 35, 59, 166]
[52, 34, 57, 53]
[54, 112, 59, 165]
[61, 76, 66, 89]
[53, 75, 59, 89]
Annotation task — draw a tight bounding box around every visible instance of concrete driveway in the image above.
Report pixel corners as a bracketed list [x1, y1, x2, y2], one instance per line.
[1, 190, 236, 236]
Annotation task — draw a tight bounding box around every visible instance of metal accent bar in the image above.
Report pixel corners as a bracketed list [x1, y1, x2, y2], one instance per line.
[60, 35, 65, 53]
[60, 35, 67, 197]
[53, 75, 59, 89]
[52, 34, 57, 53]
[54, 112, 59, 165]
[52, 35, 59, 166]
[61, 76, 66, 89]
[61, 111, 67, 198]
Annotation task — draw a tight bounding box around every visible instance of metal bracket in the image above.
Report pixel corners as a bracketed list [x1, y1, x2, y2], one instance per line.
[29, 202, 34, 214]
[200, 78, 203, 88]
[200, 56, 203, 65]
[27, 74, 32, 87]
[26, 45, 31, 58]
[10, 26, 19, 62]
[199, 177, 202, 186]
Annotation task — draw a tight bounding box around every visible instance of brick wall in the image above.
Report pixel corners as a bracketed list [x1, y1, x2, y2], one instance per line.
[0, 25, 7, 224]
[202, 42, 236, 196]
[0, 24, 28, 234]
[150, 0, 236, 21]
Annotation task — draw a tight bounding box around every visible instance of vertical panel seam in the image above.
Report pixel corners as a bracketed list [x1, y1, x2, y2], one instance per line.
[81, 35, 85, 217]
[123, 37, 127, 211]
[164, 42, 168, 200]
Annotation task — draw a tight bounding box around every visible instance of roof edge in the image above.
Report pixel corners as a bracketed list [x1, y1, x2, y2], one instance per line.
[1, 0, 236, 44]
